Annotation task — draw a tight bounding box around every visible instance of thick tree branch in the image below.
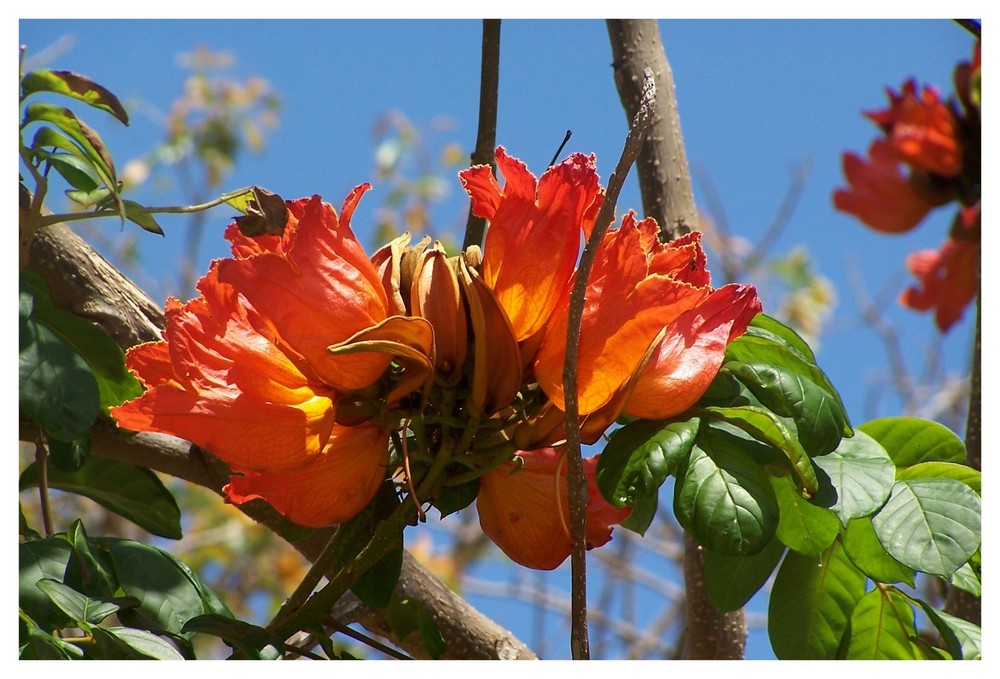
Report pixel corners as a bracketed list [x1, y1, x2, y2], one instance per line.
[24, 222, 538, 660]
[606, 20, 748, 659]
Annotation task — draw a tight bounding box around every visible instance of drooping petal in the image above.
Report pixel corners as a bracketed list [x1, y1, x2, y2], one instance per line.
[461, 146, 604, 341]
[225, 422, 389, 528]
[370, 231, 411, 317]
[833, 140, 948, 233]
[534, 214, 710, 415]
[624, 284, 762, 419]
[217, 191, 392, 392]
[900, 231, 978, 332]
[476, 448, 631, 570]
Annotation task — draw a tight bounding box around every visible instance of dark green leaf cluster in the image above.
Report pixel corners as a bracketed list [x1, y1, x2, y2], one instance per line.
[596, 314, 981, 660]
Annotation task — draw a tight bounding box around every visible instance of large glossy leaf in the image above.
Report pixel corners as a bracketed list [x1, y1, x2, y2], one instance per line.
[35, 578, 137, 625]
[841, 587, 917, 659]
[21, 69, 130, 124]
[723, 361, 848, 456]
[674, 438, 778, 556]
[19, 619, 84, 659]
[701, 405, 816, 496]
[64, 520, 117, 598]
[871, 478, 981, 578]
[19, 538, 73, 630]
[842, 517, 915, 586]
[21, 103, 118, 193]
[105, 540, 208, 636]
[89, 626, 185, 660]
[182, 613, 283, 659]
[859, 417, 966, 467]
[19, 283, 100, 441]
[596, 417, 699, 535]
[20, 456, 182, 539]
[767, 540, 867, 659]
[911, 599, 981, 660]
[748, 313, 817, 362]
[771, 474, 840, 556]
[895, 461, 980, 494]
[702, 538, 785, 611]
[811, 430, 894, 525]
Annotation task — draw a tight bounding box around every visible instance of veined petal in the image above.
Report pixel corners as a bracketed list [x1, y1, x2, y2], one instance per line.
[624, 284, 762, 419]
[477, 448, 630, 570]
[217, 192, 392, 391]
[225, 422, 389, 527]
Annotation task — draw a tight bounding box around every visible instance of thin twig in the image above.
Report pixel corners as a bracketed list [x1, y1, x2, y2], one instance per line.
[462, 19, 501, 251]
[954, 19, 981, 38]
[562, 68, 656, 660]
[323, 616, 413, 660]
[548, 130, 572, 168]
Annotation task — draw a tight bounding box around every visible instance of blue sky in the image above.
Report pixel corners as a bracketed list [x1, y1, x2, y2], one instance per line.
[18, 17, 980, 660]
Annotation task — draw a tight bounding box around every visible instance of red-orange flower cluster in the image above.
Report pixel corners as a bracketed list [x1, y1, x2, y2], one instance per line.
[834, 40, 980, 332]
[114, 147, 761, 571]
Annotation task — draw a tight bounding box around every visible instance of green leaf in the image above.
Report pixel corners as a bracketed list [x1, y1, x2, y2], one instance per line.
[596, 417, 699, 536]
[385, 597, 447, 659]
[842, 517, 915, 586]
[34, 148, 101, 192]
[948, 560, 981, 597]
[66, 184, 114, 208]
[105, 540, 209, 636]
[748, 313, 817, 361]
[19, 538, 73, 630]
[123, 199, 165, 235]
[842, 586, 917, 659]
[182, 613, 283, 659]
[20, 456, 182, 539]
[771, 474, 840, 556]
[331, 481, 403, 609]
[19, 281, 101, 441]
[767, 540, 867, 659]
[702, 538, 785, 611]
[859, 417, 966, 467]
[871, 478, 981, 578]
[22, 102, 119, 195]
[811, 430, 895, 525]
[90, 626, 185, 660]
[701, 405, 817, 496]
[65, 520, 118, 598]
[46, 433, 91, 472]
[895, 461, 980, 494]
[911, 599, 981, 660]
[723, 361, 848, 456]
[19, 618, 85, 659]
[21, 69, 130, 124]
[434, 477, 480, 518]
[674, 437, 778, 556]
[19, 504, 42, 540]
[36, 579, 137, 625]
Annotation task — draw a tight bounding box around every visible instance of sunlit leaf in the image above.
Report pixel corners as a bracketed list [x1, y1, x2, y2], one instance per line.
[21, 69, 129, 124]
[90, 626, 185, 660]
[895, 461, 980, 494]
[771, 474, 840, 556]
[674, 438, 778, 556]
[811, 430, 894, 525]
[871, 478, 980, 578]
[768, 540, 866, 659]
[122, 200, 164, 235]
[19, 618, 84, 659]
[34, 148, 101, 192]
[702, 538, 785, 611]
[841, 586, 917, 659]
[911, 599, 981, 660]
[948, 561, 981, 597]
[20, 456, 182, 540]
[842, 517, 915, 586]
[859, 417, 966, 467]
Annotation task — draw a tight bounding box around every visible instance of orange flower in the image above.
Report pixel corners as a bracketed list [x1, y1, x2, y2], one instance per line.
[460, 146, 604, 344]
[533, 213, 714, 416]
[900, 205, 980, 332]
[833, 140, 948, 233]
[866, 79, 963, 177]
[476, 447, 631, 570]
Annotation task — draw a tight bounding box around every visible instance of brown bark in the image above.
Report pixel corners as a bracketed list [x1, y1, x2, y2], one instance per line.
[23, 223, 537, 660]
[606, 20, 747, 659]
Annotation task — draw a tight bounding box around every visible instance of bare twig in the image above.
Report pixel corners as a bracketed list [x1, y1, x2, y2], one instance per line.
[562, 68, 655, 660]
[462, 19, 501, 251]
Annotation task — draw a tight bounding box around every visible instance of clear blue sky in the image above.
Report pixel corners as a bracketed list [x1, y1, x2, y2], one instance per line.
[18, 17, 979, 660]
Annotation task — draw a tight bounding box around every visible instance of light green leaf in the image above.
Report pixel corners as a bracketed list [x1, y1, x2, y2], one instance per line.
[895, 461, 980, 494]
[948, 561, 981, 597]
[123, 200, 164, 235]
[842, 517, 915, 586]
[36, 579, 136, 625]
[21, 69, 129, 124]
[19, 618, 85, 659]
[842, 586, 917, 659]
[911, 599, 981, 660]
[859, 417, 966, 467]
[771, 474, 840, 555]
[702, 538, 785, 611]
[811, 430, 894, 525]
[768, 540, 867, 659]
[90, 626, 184, 660]
[871, 478, 981, 578]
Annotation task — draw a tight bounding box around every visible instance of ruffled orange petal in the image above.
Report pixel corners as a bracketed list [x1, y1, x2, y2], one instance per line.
[624, 283, 762, 419]
[477, 448, 631, 570]
[225, 422, 389, 527]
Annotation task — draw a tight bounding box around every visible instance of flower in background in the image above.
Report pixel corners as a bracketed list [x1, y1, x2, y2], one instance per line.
[834, 39, 980, 332]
